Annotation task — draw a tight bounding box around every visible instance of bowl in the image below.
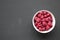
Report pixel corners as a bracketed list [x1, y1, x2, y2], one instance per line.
[32, 10, 56, 33]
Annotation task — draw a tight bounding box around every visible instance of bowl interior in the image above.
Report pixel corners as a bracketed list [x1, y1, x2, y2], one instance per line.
[32, 10, 56, 33]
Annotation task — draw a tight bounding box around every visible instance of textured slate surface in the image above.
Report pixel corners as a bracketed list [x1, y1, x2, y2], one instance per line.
[0, 0, 60, 40]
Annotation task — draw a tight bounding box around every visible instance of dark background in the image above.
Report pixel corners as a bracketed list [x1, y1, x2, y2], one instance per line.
[0, 0, 60, 40]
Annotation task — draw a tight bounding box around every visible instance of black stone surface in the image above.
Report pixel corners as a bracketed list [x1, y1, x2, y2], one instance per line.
[0, 0, 60, 40]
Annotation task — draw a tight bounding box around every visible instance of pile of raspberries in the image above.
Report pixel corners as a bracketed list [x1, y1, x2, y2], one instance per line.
[34, 11, 53, 31]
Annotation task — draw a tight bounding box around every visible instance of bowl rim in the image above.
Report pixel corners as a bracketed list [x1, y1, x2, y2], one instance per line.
[32, 10, 56, 33]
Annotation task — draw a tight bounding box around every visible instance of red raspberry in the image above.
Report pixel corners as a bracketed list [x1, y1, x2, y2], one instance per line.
[37, 23, 41, 27]
[42, 27, 45, 31]
[48, 17, 52, 22]
[44, 15, 47, 18]
[36, 25, 39, 29]
[35, 22, 39, 29]
[41, 11, 44, 15]
[45, 18, 49, 22]
[42, 21, 47, 26]
[34, 17, 41, 22]
[48, 21, 52, 27]
[38, 13, 41, 17]
[46, 13, 50, 17]
[39, 27, 43, 31]
[36, 18, 41, 22]
[40, 15, 44, 19]
[43, 11, 48, 15]
[34, 17, 37, 21]
[48, 17, 51, 20]
[42, 19, 45, 22]
[39, 27, 45, 31]
[46, 25, 50, 30]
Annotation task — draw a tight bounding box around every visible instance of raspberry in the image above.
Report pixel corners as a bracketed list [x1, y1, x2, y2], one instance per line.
[40, 15, 44, 19]
[44, 15, 47, 18]
[38, 13, 41, 18]
[48, 17, 52, 22]
[46, 13, 50, 17]
[37, 23, 41, 27]
[42, 21, 47, 26]
[46, 25, 50, 30]
[43, 11, 48, 15]
[45, 18, 49, 22]
[36, 25, 39, 29]
[34, 17, 41, 22]
[40, 11, 44, 15]
[35, 22, 39, 29]
[48, 21, 52, 27]
[39, 27, 45, 31]
[34, 17, 38, 20]
[39, 27, 43, 31]
[42, 19, 45, 22]
[42, 27, 45, 31]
